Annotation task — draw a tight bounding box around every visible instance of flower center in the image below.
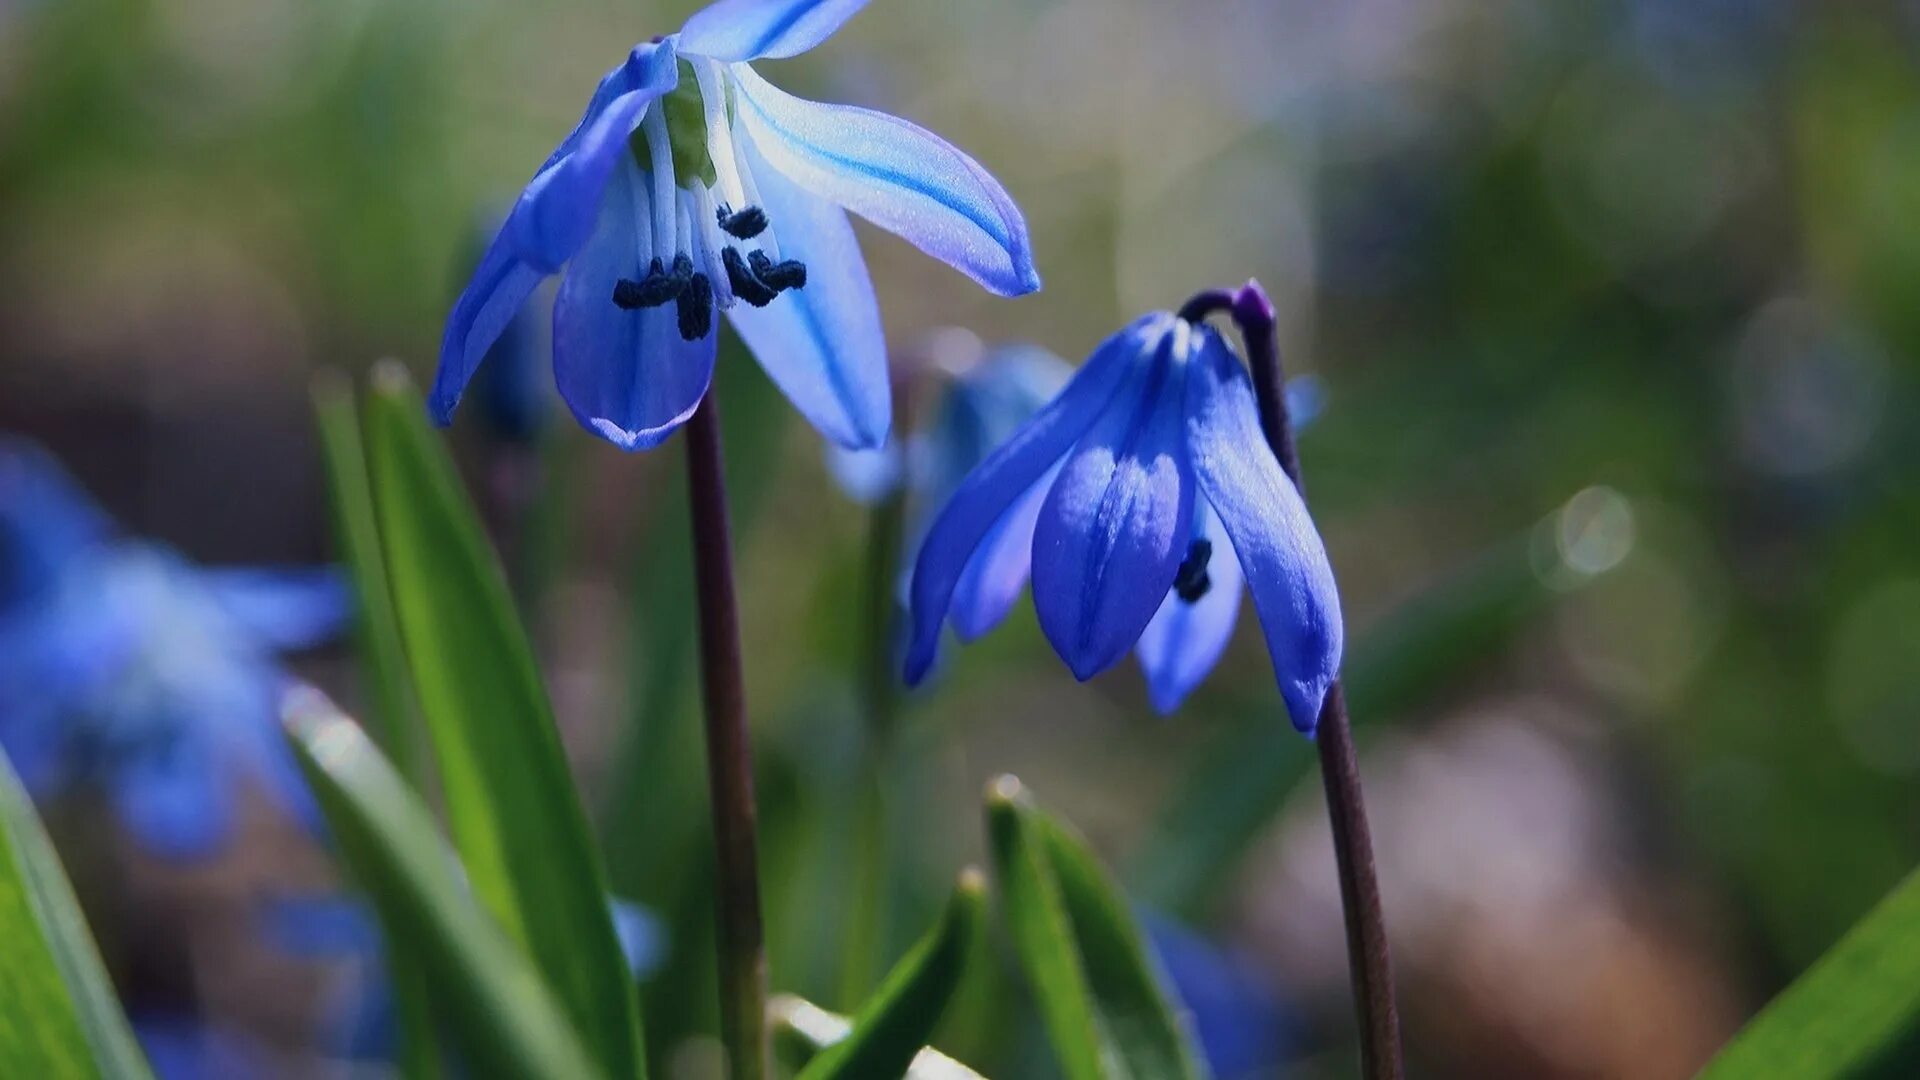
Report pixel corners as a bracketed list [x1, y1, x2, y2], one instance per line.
[1173, 538, 1213, 603]
[614, 58, 807, 340]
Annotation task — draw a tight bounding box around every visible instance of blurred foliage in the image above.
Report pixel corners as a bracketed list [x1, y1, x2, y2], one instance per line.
[2, 0, 1919, 1076]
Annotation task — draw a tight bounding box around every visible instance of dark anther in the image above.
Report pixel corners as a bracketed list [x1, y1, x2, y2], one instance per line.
[1173, 538, 1213, 603]
[722, 247, 779, 307]
[716, 204, 769, 240]
[676, 273, 713, 340]
[613, 257, 687, 309]
[748, 249, 808, 293]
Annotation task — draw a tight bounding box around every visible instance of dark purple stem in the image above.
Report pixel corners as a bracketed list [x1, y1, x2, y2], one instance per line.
[1193, 281, 1404, 1079]
[684, 391, 770, 1080]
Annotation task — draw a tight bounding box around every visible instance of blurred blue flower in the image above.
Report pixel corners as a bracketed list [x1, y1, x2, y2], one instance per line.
[268, 895, 664, 1063]
[133, 1014, 270, 1080]
[0, 440, 346, 859]
[904, 313, 1343, 727]
[434, 0, 1040, 453]
[1147, 916, 1296, 1079]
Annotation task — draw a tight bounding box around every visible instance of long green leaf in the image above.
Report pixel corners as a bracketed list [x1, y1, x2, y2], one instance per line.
[772, 996, 985, 1080]
[283, 690, 601, 1080]
[363, 364, 643, 1079]
[1701, 866, 1920, 1078]
[797, 872, 986, 1080]
[313, 371, 440, 1080]
[986, 777, 1205, 1080]
[0, 755, 151, 1080]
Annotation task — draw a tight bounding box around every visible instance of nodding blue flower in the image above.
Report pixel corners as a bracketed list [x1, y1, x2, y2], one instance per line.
[433, 0, 1041, 453]
[463, 215, 552, 446]
[268, 895, 663, 1063]
[903, 313, 1343, 728]
[0, 441, 346, 859]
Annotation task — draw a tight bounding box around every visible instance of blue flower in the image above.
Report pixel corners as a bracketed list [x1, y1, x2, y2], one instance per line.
[268, 895, 664, 1063]
[463, 214, 553, 446]
[133, 1014, 270, 1080]
[903, 314, 1343, 728]
[434, 0, 1041, 453]
[0, 440, 347, 858]
[1146, 916, 1297, 1079]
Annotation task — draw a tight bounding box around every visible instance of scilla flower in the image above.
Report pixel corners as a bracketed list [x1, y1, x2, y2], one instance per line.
[904, 313, 1342, 727]
[434, 0, 1040, 452]
[0, 441, 345, 858]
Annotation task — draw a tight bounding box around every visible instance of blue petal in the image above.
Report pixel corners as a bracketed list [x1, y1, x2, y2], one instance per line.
[201, 568, 349, 653]
[553, 164, 717, 450]
[732, 64, 1040, 296]
[1135, 500, 1243, 714]
[948, 466, 1052, 642]
[679, 0, 871, 62]
[0, 440, 112, 600]
[825, 442, 904, 504]
[1184, 327, 1342, 734]
[903, 316, 1166, 683]
[1031, 327, 1194, 681]
[1146, 915, 1295, 1078]
[114, 732, 235, 860]
[611, 899, 667, 978]
[726, 136, 890, 449]
[431, 42, 679, 426]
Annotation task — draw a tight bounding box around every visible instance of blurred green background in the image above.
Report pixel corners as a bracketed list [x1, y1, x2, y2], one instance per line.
[3, 0, 1918, 1076]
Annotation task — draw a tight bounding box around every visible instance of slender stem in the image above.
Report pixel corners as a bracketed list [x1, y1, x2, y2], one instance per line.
[1220, 282, 1403, 1079]
[684, 391, 770, 1080]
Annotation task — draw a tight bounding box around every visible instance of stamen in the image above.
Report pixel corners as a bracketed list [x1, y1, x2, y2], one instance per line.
[722, 248, 778, 307]
[1173, 538, 1213, 603]
[749, 250, 808, 293]
[716, 204, 768, 239]
[688, 182, 734, 308]
[612, 257, 686, 309]
[677, 273, 713, 340]
[733, 147, 779, 261]
[691, 58, 748, 210]
[640, 106, 677, 257]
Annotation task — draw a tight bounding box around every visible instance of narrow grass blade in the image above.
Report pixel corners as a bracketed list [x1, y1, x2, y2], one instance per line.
[1702, 866, 1920, 1078]
[363, 364, 643, 1078]
[986, 777, 1205, 1080]
[797, 871, 986, 1080]
[0, 755, 152, 1080]
[773, 996, 985, 1080]
[284, 689, 602, 1080]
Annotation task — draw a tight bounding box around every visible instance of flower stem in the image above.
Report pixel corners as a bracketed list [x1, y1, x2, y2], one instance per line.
[1219, 282, 1404, 1079]
[684, 390, 771, 1080]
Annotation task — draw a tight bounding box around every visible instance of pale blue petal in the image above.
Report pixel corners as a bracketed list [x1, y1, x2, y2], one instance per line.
[1184, 327, 1342, 734]
[611, 900, 666, 978]
[431, 42, 679, 428]
[553, 164, 716, 450]
[0, 441, 112, 597]
[432, 231, 548, 426]
[825, 442, 904, 504]
[726, 135, 890, 449]
[903, 316, 1167, 683]
[679, 0, 870, 62]
[115, 732, 235, 860]
[1031, 330, 1194, 681]
[733, 64, 1040, 296]
[948, 465, 1052, 642]
[201, 568, 349, 653]
[1135, 501, 1244, 714]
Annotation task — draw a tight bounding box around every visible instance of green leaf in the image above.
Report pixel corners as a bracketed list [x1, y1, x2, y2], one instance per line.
[283, 690, 602, 1080]
[985, 777, 1205, 1080]
[773, 996, 986, 1080]
[795, 872, 986, 1080]
[1130, 518, 1596, 914]
[363, 364, 644, 1079]
[1701, 866, 1920, 1079]
[312, 371, 440, 1080]
[0, 754, 152, 1080]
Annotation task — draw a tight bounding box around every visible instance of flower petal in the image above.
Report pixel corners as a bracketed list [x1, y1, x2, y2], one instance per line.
[679, 0, 871, 62]
[553, 165, 717, 450]
[1031, 327, 1194, 681]
[726, 136, 889, 449]
[432, 42, 679, 427]
[114, 731, 235, 860]
[202, 568, 350, 653]
[1184, 327, 1342, 734]
[1135, 500, 1244, 714]
[948, 465, 1053, 642]
[732, 63, 1040, 296]
[903, 316, 1166, 682]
